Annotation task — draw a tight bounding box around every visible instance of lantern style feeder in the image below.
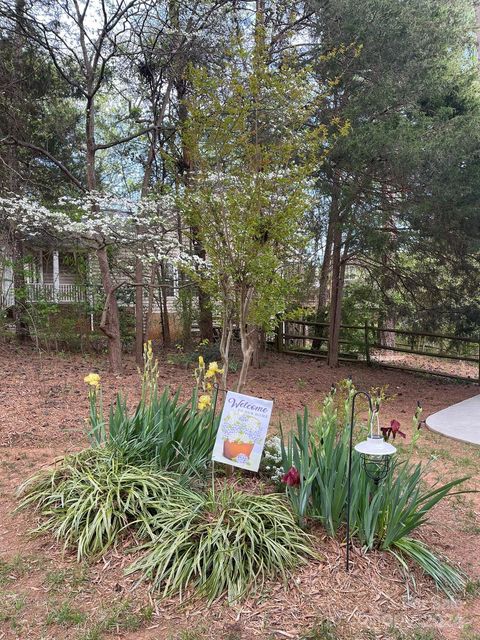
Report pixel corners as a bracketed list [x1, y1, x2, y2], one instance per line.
[346, 390, 397, 571]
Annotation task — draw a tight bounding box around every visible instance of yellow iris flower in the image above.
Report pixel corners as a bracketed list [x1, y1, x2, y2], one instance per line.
[205, 361, 224, 378]
[198, 394, 212, 411]
[84, 373, 101, 388]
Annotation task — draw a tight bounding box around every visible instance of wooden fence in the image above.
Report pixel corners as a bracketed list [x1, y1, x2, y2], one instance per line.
[275, 320, 480, 384]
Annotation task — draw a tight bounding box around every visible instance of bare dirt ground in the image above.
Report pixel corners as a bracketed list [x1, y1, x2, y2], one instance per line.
[0, 342, 479, 640]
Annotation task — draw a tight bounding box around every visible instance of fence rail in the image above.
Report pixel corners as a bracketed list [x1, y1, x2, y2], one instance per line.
[277, 320, 479, 384]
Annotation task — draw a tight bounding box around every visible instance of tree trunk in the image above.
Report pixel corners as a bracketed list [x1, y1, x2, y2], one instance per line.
[9, 0, 30, 341]
[97, 246, 122, 371]
[219, 310, 233, 389]
[135, 81, 173, 365]
[378, 213, 398, 348]
[251, 327, 266, 368]
[85, 94, 122, 372]
[378, 314, 396, 348]
[475, 4, 480, 70]
[196, 242, 214, 342]
[168, 0, 201, 343]
[237, 331, 255, 391]
[198, 290, 214, 341]
[145, 264, 156, 339]
[312, 215, 334, 351]
[158, 263, 171, 348]
[236, 286, 255, 391]
[327, 179, 343, 367]
[12, 233, 29, 341]
[135, 258, 144, 365]
[175, 62, 214, 343]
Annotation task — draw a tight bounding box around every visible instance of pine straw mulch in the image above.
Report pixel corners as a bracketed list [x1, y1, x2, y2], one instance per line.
[95, 531, 449, 640]
[1, 343, 479, 639]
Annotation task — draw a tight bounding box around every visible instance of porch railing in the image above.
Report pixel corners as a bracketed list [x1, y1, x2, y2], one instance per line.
[0, 283, 90, 306]
[28, 283, 88, 303]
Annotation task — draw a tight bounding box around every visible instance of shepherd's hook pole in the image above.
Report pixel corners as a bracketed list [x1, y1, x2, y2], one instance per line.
[346, 390, 373, 572]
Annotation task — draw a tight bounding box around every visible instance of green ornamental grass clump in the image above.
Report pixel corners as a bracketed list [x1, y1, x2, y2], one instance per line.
[127, 483, 314, 603]
[17, 448, 187, 560]
[18, 448, 313, 602]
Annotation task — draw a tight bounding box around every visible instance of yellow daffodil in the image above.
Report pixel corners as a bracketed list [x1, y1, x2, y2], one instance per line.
[198, 355, 205, 368]
[84, 373, 101, 388]
[198, 394, 212, 411]
[205, 361, 224, 378]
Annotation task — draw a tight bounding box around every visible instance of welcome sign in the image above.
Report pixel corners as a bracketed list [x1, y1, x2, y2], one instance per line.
[212, 391, 273, 472]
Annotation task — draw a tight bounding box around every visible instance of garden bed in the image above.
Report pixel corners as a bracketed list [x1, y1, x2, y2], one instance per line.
[0, 343, 479, 640]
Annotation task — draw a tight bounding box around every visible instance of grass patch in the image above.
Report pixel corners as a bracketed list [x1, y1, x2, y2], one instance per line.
[0, 554, 31, 585]
[44, 569, 69, 589]
[301, 620, 339, 640]
[389, 627, 440, 640]
[46, 601, 87, 626]
[0, 593, 26, 628]
[465, 578, 480, 597]
[461, 508, 480, 535]
[44, 565, 89, 591]
[461, 624, 480, 640]
[76, 600, 153, 640]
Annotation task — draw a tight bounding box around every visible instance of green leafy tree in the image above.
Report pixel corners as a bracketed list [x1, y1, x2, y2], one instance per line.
[181, 31, 331, 389]
[306, 0, 479, 364]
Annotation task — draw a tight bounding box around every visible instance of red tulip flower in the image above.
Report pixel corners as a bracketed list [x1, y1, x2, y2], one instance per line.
[281, 466, 301, 487]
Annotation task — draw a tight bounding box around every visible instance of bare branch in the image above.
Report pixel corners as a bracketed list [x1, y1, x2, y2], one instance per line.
[1, 137, 85, 191]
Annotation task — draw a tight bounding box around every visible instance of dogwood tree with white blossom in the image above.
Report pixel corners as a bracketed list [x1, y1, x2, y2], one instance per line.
[0, 192, 197, 333]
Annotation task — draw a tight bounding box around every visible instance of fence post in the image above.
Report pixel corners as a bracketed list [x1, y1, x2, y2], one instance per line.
[364, 321, 371, 365]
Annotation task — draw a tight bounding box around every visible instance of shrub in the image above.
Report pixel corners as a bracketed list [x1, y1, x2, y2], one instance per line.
[280, 381, 468, 595]
[127, 484, 314, 602]
[17, 448, 187, 560]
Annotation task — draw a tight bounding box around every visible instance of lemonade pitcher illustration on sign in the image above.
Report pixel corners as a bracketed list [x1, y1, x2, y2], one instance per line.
[212, 391, 273, 471]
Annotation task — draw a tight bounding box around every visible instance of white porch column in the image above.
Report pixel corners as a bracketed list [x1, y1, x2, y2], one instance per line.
[3, 263, 14, 307]
[173, 266, 179, 295]
[38, 250, 44, 284]
[53, 250, 60, 300]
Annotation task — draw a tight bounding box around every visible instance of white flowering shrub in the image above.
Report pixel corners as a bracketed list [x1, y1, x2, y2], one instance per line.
[259, 435, 284, 485]
[0, 193, 199, 271]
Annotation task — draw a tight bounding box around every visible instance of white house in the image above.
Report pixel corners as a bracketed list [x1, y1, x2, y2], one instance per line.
[1, 242, 179, 321]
